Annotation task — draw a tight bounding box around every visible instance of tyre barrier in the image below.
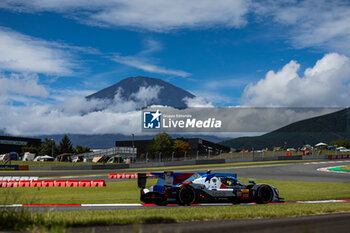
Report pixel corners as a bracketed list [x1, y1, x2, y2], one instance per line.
[108, 173, 153, 179]
[0, 179, 106, 188]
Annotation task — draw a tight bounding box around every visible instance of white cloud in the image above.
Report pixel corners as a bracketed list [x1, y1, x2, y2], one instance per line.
[0, 28, 76, 75]
[131, 85, 163, 103]
[253, 0, 350, 54]
[0, 73, 49, 104]
[0, 85, 166, 135]
[183, 96, 214, 107]
[189, 90, 234, 106]
[113, 55, 191, 77]
[242, 53, 350, 107]
[0, 0, 249, 32]
[0, 104, 141, 136]
[112, 38, 191, 77]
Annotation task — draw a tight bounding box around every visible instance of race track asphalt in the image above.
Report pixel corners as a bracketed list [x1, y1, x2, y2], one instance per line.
[1, 160, 349, 183]
[217, 161, 350, 183]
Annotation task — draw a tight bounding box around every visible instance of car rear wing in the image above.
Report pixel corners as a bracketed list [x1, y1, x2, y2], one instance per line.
[137, 173, 147, 189]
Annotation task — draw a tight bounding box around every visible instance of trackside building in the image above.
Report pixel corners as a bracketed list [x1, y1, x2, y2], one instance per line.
[0, 136, 41, 154]
[115, 138, 230, 158]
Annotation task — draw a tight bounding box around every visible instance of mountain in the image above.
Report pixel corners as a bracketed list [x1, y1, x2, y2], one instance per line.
[86, 76, 195, 108]
[220, 108, 350, 150]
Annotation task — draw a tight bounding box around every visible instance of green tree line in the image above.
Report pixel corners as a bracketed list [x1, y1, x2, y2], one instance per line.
[21, 134, 91, 157]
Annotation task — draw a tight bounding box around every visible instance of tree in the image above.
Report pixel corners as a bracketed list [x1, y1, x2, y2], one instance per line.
[57, 134, 75, 154]
[75, 145, 91, 154]
[21, 145, 39, 156]
[147, 132, 173, 158]
[330, 139, 350, 148]
[173, 140, 190, 157]
[38, 138, 57, 157]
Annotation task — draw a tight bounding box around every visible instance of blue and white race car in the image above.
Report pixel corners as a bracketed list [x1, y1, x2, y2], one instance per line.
[138, 171, 283, 205]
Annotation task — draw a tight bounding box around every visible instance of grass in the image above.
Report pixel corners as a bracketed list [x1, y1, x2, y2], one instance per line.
[1, 178, 350, 231]
[1, 179, 350, 204]
[341, 165, 350, 172]
[1, 203, 350, 231]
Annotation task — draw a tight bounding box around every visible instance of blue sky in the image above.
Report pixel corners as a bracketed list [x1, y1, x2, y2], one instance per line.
[0, 0, 350, 136]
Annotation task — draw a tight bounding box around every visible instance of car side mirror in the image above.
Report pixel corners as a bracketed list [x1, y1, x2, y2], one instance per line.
[248, 180, 256, 185]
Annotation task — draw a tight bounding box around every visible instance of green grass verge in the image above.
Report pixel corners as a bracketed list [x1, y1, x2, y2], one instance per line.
[341, 165, 350, 172]
[1, 179, 350, 204]
[1, 178, 350, 231]
[328, 166, 350, 173]
[2, 203, 350, 231]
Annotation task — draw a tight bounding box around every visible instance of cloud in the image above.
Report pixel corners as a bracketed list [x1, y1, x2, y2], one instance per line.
[0, 73, 49, 105]
[241, 53, 350, 107]
[0, 0, 250, 32]
[183, 96, 214, 107]
[203, 79, 249, 90]
[189, 90, 234, 106]
[253, 0, 350, 54]
[0, 85, 165, 136]
[0, 104, 141, 136]
[0, 27, 77, 75]
[112, 39, 191, 77]
[131, 85, 163, 103]
[113, 55, 191, 77]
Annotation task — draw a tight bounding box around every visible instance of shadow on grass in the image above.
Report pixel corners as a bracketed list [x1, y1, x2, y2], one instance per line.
[141, 216, 176, 224]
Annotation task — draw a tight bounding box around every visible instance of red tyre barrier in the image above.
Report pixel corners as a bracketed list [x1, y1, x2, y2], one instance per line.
[79, 180, 91, 187]
[109, 173, 139, 179]
[0, 181, 7, 188]
[31, 180, 42, 187]
[108, 173, 117, 179]
[19, 180, 30, 187]
[7, 181, 19, 187]
[67, 180, 79, 187]
[54, 180, 66, 187]
[91, 180, 106, 187]
[42, 180, 55, 187]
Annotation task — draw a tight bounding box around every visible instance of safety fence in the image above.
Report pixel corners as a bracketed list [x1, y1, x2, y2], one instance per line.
[0, 179, 106, 188]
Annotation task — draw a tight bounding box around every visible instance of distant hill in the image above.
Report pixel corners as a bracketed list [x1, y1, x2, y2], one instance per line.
[220, 108, 350, 150]
[86, 76, 195, 109]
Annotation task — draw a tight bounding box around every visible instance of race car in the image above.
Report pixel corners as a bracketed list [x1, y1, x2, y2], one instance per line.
[138, 171, 283, 205]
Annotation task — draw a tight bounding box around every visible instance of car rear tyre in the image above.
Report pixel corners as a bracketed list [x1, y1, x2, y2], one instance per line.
[256, 185, 273, 204]
[178, 186, 196, 205]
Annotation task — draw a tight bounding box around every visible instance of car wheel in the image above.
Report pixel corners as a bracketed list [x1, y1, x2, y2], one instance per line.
[178, 186, 196, 205]
[256, 185, 273, 204]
